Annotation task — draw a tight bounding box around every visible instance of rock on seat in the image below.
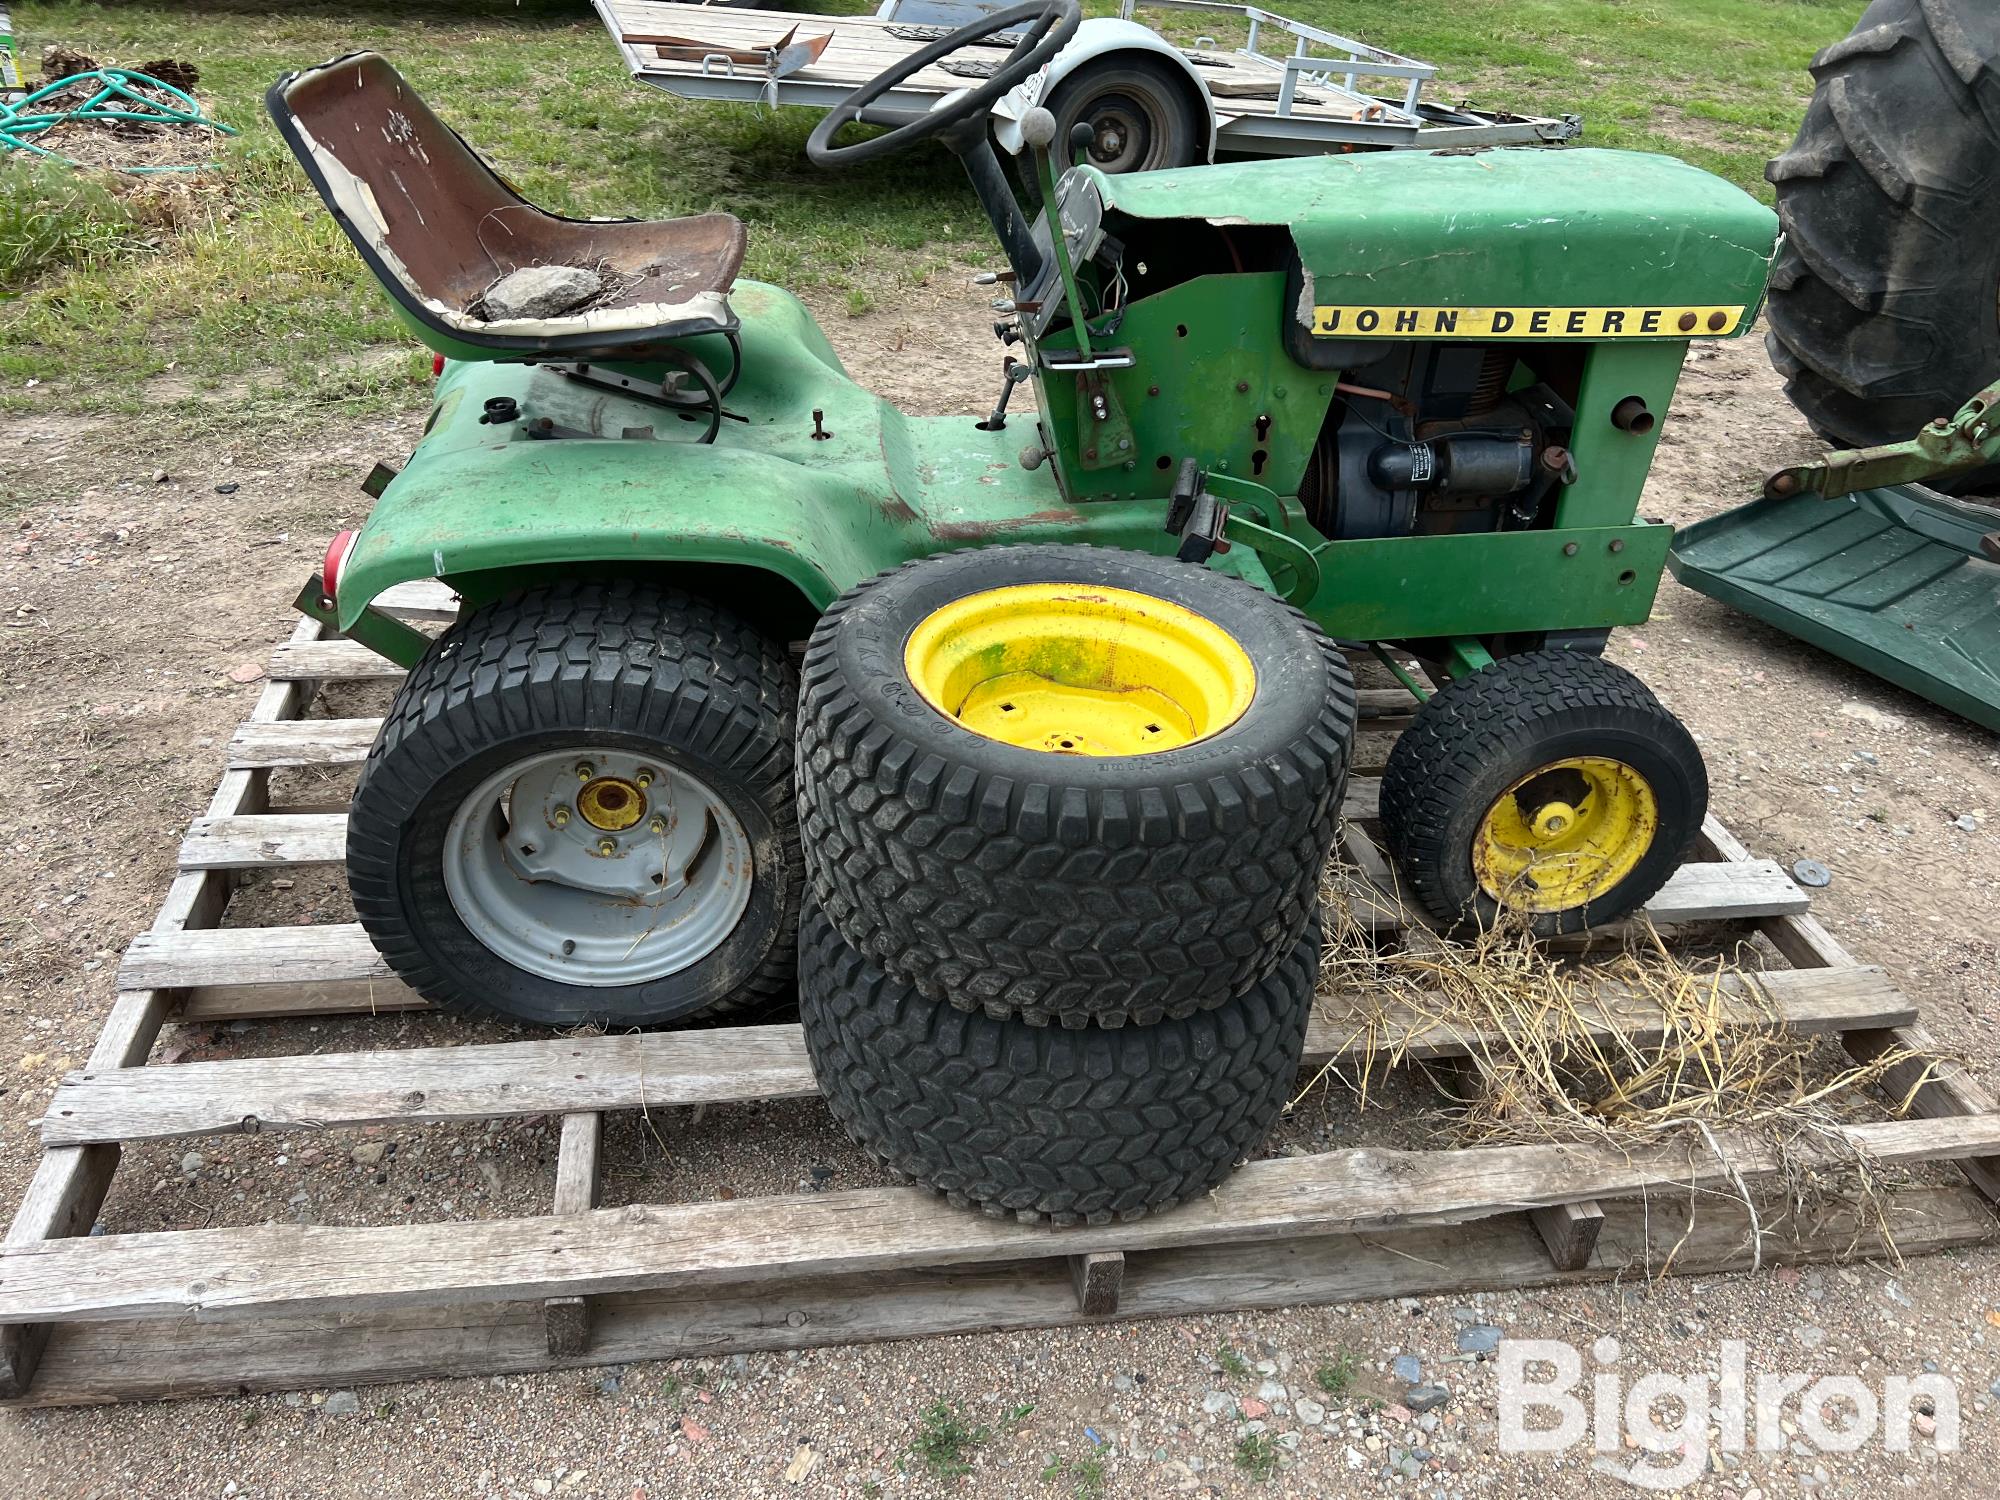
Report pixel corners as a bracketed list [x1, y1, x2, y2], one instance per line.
[269, 52, 743, 362]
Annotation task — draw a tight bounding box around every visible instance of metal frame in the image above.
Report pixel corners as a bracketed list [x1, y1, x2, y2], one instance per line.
[591, 0, 1580, 156]
[1121, 0, 1432, 116]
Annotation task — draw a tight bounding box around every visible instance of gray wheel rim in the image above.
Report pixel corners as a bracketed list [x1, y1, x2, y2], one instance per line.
[1084, 97, 1151, 172]
[442, 748, 753, 988]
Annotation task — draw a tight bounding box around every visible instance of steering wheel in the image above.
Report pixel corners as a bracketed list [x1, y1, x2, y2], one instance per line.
[806, 0, 1082, 168]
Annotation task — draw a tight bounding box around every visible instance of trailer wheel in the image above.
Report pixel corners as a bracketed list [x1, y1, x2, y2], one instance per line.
[800, 900, 1317, 1224]
[1764, 0, 2000, 470]
[1377, 652, 1706, 938]
[347, 581, 801, 1028]
[797, 544, 1354, 1029]
[1045, 56, 1200, 173]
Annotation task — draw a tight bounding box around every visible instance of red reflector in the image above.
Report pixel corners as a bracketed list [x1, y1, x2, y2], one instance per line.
[431, 352, 446, 378]
[322, 529, 358, 603]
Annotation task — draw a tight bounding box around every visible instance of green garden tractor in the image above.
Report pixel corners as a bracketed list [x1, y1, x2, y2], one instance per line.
[272, 1, 1779, 1031]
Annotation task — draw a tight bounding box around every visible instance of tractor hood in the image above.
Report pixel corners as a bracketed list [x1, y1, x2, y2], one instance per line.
[1074, 147, 1779, 340]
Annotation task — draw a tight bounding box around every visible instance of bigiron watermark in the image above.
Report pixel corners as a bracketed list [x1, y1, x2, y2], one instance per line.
[1496, 1336, 1957, 1490]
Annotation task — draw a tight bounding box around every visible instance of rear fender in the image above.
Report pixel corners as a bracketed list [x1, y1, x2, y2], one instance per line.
[992, 21, 1218, 163]
[332, 439, 902, 635]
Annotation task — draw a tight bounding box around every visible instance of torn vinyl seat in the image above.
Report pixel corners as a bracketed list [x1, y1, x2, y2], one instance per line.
[268, 52, 743, 363]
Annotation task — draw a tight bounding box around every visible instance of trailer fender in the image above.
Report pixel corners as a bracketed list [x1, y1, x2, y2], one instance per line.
[992, 20, 1218, 164]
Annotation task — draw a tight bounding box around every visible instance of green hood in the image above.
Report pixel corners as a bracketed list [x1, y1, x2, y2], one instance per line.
[1084, 147, 1778, 337]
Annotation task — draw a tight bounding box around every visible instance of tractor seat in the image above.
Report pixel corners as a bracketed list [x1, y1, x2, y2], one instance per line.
[269, 53, 743, 363]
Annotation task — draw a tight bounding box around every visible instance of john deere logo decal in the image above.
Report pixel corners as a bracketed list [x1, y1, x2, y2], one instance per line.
[1310, 305, 1748, 339]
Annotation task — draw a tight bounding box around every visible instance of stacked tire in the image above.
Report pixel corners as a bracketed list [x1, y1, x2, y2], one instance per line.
[795, 545, 1356, 1224]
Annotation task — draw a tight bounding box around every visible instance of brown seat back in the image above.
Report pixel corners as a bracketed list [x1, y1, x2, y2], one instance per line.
[269, 52, 744, 359]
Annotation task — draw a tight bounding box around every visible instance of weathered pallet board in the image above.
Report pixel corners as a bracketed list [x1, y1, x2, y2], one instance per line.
[127, 854, 1807, 1004]
[42, 964, 1915, 1146]
[173, 811, 1811, 933]
[0, 615, 327, 1400]
[1696, 817, 2000, 1205]
[10, 1183, 1989, 1408]
[7, 1114, 1998, 1327]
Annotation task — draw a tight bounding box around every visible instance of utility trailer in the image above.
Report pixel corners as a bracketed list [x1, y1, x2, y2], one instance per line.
[592, 0, 1580, 171]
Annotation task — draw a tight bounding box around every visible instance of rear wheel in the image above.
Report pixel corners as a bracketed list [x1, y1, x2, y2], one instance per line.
[347, 581, 801, 1028]
[1045, 56, 1200, 174]
[1765, 0, 2000, 464]
[1377, 652, 1706, 937]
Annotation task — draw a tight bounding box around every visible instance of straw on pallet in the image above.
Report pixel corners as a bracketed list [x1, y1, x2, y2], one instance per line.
[1304, 849, 1954, 1272]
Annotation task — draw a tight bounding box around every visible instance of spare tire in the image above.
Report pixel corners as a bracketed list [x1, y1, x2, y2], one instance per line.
[1765, 0, 2000, 459]
[797, 544, 1354, 1029]
[799, 900, 1318, 1224]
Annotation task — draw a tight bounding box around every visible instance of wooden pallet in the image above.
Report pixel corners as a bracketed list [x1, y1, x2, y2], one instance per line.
[3, 590, 1997, 1407]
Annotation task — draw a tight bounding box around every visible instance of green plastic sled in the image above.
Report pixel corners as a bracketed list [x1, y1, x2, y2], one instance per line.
[1668, 484, 2000, 733]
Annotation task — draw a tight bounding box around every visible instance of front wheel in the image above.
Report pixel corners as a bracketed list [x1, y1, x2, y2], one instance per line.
[346, 581, 802, 1028]
[1377, 652, 1707, 937]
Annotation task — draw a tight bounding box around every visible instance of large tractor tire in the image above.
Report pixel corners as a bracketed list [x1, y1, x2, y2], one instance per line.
[1378, 652, 1707, 939]
[347, 582, 802, 1029]
[1765, 0, 2000, 454]
[797, 545, 1355, 1029]
[799, 901, 1318, 1224]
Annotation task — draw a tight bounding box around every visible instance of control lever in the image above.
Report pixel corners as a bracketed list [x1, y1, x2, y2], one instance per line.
[977, 357, 1032, 432]
[1069, 121, 1094, 168]
[1020, 106, 1094, 362]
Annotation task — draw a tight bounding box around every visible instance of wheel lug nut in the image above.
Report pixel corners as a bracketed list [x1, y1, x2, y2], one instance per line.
[597, 837, 616, 856]
[635, 768, 654, 788]
[575, 762, 594, 781]
[649, 817, 667, 834]
[552, 806, 570, 827]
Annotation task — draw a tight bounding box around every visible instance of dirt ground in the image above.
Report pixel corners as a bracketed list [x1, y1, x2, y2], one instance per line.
[0, 269, 1996, 1499]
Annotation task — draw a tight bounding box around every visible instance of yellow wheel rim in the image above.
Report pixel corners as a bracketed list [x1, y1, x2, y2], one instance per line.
[1472, 755, 1658, 912]
[576, 775, 646, 831]
[903, 583, 1257, 755]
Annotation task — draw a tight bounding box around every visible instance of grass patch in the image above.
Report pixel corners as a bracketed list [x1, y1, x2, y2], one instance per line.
[1215, 1343, 1252, 1379]
[0, 158, 139, 293]
[1042, 1452, 1108, 1498]
[905, 1398, 1032, 1477]
[1314, 1351, 1359, 1397]
[0, 0, 1861, 425]
[1233, 1431, 1281, 1481]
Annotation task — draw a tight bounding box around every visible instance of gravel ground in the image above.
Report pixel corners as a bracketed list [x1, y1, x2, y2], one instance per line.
[0, 275, 1996, 1498]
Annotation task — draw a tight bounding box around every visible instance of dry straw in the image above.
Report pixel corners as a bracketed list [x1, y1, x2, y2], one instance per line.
[1301, 847, 1945, 1272]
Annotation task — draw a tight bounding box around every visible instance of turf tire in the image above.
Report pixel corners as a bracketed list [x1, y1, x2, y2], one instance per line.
[797, 544, 1355, 1028]
[1377, 651, 1706, 938]
[1765, 0, 2000, 472]
[346, 581, 801, 1028]
[799, 898, 1318, 1224]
